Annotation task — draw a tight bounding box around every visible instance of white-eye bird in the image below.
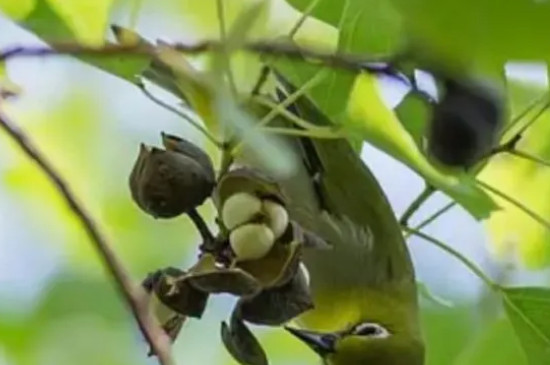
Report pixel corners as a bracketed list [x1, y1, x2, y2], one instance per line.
[270, 81, 424, 365]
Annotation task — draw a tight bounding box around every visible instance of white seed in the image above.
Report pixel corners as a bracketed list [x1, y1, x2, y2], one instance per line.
[299, 262, 311, 287]
[222, 192, 262, 230]
[230, 223, 275, 261]
[262, 200, 289, 239]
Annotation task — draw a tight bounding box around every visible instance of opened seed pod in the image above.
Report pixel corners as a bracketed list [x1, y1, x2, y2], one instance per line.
[236, 263, 314, 326]
[143, 267, 209, 319]
[142, 270, 190, 352]
[187, 254, 262, 296]
[129, 134, 215, 218]
[215, 167, 286, 210]
[221, 310, 268, 365]
[237, 240, 302, 289]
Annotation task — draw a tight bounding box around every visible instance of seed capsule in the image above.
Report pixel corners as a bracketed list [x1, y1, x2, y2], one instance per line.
[230, 223, 275, 261]
[129, 133, 215, 218]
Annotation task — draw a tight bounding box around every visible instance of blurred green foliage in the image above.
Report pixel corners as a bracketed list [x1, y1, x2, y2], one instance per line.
[1, 0, 550, 364]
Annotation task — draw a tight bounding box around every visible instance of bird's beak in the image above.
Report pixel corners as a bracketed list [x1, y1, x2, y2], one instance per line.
[284, 326, 337, 356]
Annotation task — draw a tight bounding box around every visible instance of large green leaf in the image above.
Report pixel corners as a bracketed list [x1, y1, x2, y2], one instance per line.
[287, 0, 402, 55]
[0, 0, 36, 19]
[45, 0, 114, 46]
[502, 287, 550, 364]
[389, 0, 550, 72]
[9, 1, 151, 83]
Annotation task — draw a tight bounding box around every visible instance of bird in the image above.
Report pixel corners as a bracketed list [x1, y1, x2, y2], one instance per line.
[271, 77, 424, 365]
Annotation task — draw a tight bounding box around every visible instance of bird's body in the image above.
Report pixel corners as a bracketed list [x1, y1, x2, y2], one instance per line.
[272, 87, 424, 365]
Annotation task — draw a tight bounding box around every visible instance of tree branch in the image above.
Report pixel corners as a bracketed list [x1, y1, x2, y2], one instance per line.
[399, 184, 435, 226]
[403, 226, 498, 290]
[0, 39, 405, 82]
[0, 108, 175, 365]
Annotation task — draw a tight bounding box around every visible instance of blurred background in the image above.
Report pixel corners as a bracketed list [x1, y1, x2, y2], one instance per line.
[1, 0, 550, 364]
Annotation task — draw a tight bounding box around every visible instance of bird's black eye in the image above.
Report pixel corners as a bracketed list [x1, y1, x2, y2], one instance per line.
[352, 323, 390, 338]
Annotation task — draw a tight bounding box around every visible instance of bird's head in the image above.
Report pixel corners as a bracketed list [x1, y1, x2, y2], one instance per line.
[284, 285, 424, 365]
[286, 320, 424, 365]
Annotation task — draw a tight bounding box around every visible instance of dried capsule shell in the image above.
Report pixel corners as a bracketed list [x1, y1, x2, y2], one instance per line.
[237, 240, 302, 289]
[129, 141, 215, 218]
[236, 263, 314, 326]
[143, 267, 209, 319]
[142, 270, 189, 352]
[230, 223, 275, 262]
[187, 254, 262, 296]
[221, 311, 268, 365]
[214, 167, 286, 210]
[161, 132, 215, 182]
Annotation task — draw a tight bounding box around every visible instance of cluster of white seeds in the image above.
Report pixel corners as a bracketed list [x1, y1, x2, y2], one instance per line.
[221, 192, 289, 261]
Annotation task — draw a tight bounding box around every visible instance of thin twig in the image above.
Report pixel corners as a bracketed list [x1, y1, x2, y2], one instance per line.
[501, 93, 549, 136]
[0, 40, 392, 76]
[403, 226, 498, 290]
[404, 201, 456, 238]
[216, 0, 238, 97]
[188, 208, 216, 252]
[250, 65, 271, 96]
[137, 81, 222, 148]
[508, 149, 550, 168]
[0, 109, 174, 365]
[257, 69, 327, 128]
[260, 126, 341, 138]
[477, 179, 550, 232]
[502, 99, 550, 144]
[252, 95, 332, 133]
[288, 0, 321, 39]
[399, 184, 435, 226]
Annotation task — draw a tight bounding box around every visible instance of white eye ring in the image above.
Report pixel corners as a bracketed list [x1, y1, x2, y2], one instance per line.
[352, 322, 391, 339]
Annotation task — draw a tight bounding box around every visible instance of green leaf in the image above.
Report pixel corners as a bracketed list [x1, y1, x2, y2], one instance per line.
[395, 93, 430, 148]
[502, 287, 550, 364]
[44, 0, 114, 46]
[15, 5, 151, 83]
[417, 281, 453, 308]
[0, 0, 36, 19]
[221, 312, 268, 365]
[287, 0, 402, 55]
[389, 0, 550, 71]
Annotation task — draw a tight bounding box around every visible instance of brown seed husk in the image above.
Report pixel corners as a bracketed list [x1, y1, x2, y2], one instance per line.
[187, 254, 262, 296]
[221, 310, 268, 365]
[143, 267, 209, 319]
[237, 240, 302, 289]
[236, 265, 314, 326]
[129, 137, 215, 218]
